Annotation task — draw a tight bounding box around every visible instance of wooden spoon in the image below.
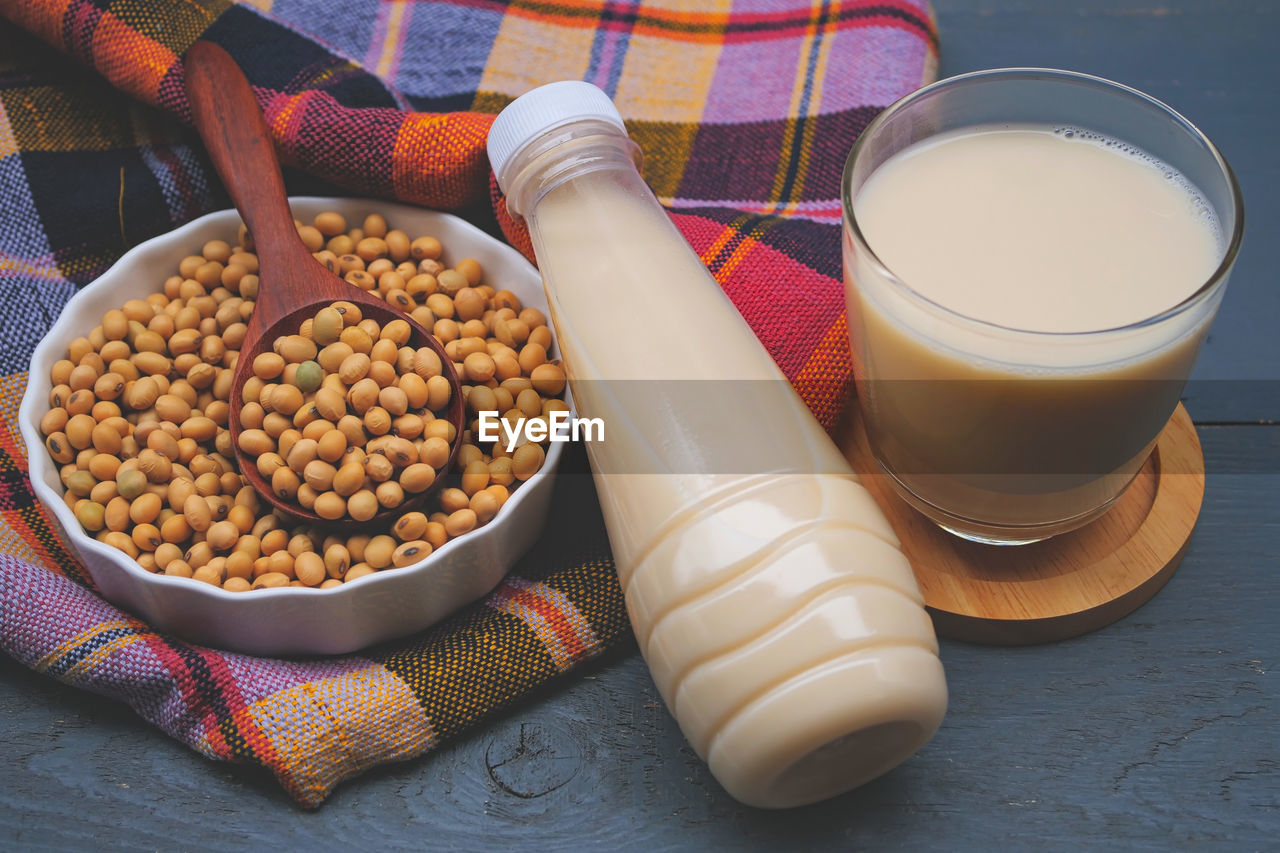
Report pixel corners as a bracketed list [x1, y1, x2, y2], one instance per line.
[182, 41, 463, 529]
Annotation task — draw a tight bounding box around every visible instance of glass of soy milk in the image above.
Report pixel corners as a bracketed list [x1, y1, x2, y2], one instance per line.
[841, 68, 1243, 544]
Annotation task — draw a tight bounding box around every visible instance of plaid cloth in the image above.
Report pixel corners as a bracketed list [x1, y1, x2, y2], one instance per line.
[0, 0, 937, 808]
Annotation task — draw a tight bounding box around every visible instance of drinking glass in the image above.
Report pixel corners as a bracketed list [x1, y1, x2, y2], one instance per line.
[841, 68, 1243, 544]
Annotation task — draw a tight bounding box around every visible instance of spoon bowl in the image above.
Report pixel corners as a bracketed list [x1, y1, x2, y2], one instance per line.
[183, 41, 463, 529]
[227, 285, 464, 529]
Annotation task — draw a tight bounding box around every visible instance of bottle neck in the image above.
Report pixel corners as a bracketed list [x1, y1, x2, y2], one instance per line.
[499, 120, 644, 218]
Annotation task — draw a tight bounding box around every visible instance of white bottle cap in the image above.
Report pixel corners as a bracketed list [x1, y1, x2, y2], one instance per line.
[487, 81, 626, 194]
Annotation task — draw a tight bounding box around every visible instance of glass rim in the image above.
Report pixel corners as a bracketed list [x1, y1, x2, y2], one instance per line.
[840, 67, 1245, 338]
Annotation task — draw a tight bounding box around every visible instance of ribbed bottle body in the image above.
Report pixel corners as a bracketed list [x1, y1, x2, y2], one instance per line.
[505, 123, 948, 808]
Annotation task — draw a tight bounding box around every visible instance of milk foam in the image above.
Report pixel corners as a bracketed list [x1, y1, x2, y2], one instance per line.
[1053, 126, 1224, 254]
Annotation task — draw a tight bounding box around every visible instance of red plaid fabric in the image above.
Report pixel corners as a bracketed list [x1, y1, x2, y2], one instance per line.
[0, 0, 937, 807]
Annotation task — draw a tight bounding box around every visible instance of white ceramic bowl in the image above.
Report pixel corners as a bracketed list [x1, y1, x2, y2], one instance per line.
[18, 197, 566, 657]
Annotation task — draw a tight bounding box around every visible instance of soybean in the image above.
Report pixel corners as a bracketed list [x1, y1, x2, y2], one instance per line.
[44, 208, 566, 592]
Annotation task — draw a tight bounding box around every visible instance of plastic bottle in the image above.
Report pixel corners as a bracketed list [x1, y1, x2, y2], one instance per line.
[487, 81, 947, 808]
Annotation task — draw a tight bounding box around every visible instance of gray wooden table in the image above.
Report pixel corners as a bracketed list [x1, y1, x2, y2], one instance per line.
[3, 1, 1276, 849]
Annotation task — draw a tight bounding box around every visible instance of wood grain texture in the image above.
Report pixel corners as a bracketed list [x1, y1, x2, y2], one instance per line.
[1, 426, 1275, 850]
[3, 2, 1278, 849]
[838, 402, 1206, 644]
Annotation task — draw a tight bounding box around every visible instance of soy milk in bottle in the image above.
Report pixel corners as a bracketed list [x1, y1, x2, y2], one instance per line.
[487, 82, 947, 808]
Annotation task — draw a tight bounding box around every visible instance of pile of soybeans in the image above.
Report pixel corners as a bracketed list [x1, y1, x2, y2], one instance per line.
[39, 210, 565, 591]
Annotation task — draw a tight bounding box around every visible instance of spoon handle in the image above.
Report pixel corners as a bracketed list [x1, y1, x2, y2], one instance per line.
[183, 42, 299, 254]
[183, 41, 342, 327]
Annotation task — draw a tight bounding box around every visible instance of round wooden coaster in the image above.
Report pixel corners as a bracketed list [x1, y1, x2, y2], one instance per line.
[835, 401, 1205, 645]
